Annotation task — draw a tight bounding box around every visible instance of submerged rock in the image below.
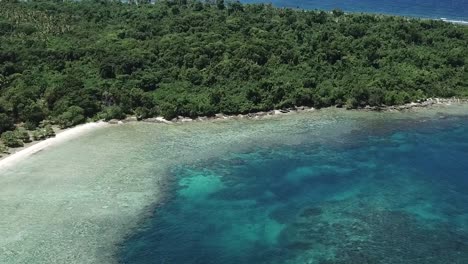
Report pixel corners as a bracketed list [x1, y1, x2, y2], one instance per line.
[124, 116, 138, 122]
[215, 113, 226, 119]
[180, 117, 193, 122]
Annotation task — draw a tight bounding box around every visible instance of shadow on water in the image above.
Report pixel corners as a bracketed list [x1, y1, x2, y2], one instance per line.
[120, 115, 468, 264]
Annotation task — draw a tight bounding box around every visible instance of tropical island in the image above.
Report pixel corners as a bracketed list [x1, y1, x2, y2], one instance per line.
[2, 2, 468, 264]
[0, 0, 467, 153]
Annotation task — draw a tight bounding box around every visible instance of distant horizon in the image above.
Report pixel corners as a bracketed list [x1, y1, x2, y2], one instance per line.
[242, 0, 468, 22]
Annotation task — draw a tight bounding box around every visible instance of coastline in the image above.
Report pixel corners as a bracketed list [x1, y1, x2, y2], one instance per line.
[1, 98, 466, 170]
[139, 97, 468, 124]
[0, 121, 109, 171]
[441, 18, 468, 25]
[1, 98, 466, 169]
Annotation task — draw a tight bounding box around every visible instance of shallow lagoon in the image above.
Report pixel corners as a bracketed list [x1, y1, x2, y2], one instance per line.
[1, 106, 468, 263]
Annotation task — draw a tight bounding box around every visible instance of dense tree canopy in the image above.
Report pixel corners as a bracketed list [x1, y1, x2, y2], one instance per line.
[0, 0, 467, 141]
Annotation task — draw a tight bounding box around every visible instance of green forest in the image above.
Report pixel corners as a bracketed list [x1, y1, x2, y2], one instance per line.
[0, 0, 467, 149]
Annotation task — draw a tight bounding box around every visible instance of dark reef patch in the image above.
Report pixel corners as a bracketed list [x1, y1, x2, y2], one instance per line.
[281, 203, 468, 263]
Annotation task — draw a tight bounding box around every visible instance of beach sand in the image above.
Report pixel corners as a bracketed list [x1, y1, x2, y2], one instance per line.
[0, 122, 109, 171]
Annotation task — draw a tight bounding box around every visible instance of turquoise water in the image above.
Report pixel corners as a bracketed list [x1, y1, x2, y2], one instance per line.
[242, 0, 468, 21]
[121, 112, 468, 263]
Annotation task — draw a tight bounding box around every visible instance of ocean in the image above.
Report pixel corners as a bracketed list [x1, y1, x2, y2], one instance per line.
[242, 0, 468, 22]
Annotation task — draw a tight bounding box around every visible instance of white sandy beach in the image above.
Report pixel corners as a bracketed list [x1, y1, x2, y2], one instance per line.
[0, 121, 109, 171]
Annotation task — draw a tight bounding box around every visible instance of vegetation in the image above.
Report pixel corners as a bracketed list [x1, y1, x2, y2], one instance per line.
[0, 0, 467, 147]
[1, 131, 24, 148]
[57, 106, 86, 128]
[0, 142, 7, 157]
[32, 125, 55, 140]
[14, 127, 31, 143]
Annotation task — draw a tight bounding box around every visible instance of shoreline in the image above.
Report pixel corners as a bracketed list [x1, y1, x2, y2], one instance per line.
[280, 3, 468, 26]
[138, 97, 468, 124]
[0, 121, 109, 171]
[1, 97, 466, 170]
[440, 18, 468, 25]
[276, 4, 468, 26]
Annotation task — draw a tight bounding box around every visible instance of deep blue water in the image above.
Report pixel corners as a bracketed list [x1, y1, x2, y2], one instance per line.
[120, 114, 468, 264]
[242, 0, 468, 21]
